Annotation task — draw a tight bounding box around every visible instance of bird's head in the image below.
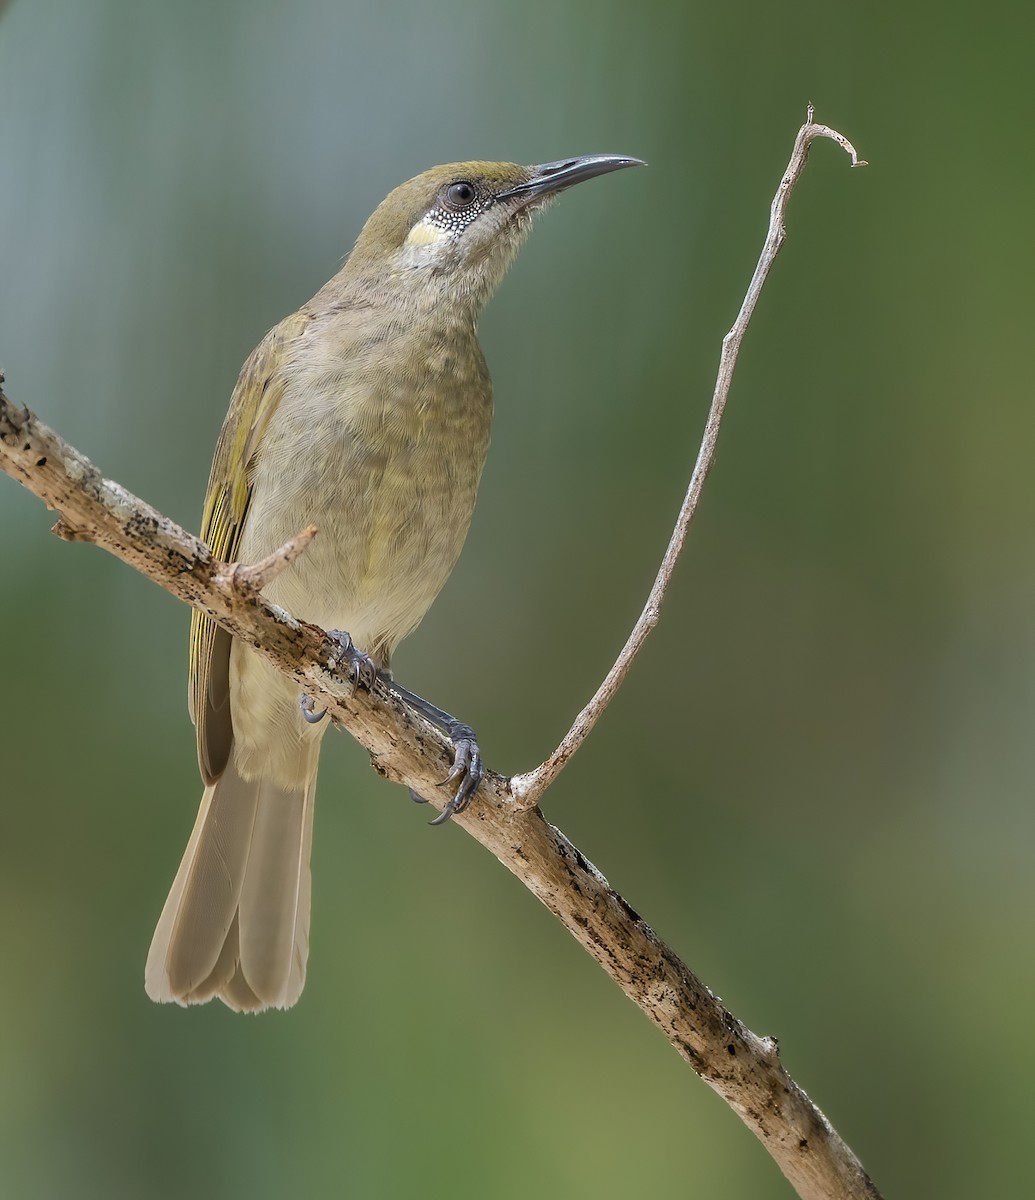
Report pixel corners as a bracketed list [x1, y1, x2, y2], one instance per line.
[344, 155, 645, 306]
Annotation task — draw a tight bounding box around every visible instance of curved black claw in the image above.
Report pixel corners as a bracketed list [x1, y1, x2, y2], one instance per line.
[428, 724, 484, 826]
[382, 680, 485, 825]
[408, 788, 430, 804]
[300, 693, 327, 724]
[298, 629, 376, 724]
[326, 629, 377, 690]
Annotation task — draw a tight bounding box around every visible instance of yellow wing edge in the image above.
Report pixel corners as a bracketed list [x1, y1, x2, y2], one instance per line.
[188, 310, 311, 780]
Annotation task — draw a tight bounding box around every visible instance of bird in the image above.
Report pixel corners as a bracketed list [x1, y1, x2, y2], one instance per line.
[144, 153, 644, 1013]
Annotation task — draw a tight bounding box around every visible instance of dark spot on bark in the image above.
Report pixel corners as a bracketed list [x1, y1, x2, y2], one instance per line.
[676, 1039, 704, 1068]
[798, 1138, 808, 1151]
[585, 925, 607, 950]
[616, 893, 641, 923]
[572, 846, 592, 874]
[35, 456, 47, 467]
[727, 1043, 736, 1055]
[125, 513, 159, 540]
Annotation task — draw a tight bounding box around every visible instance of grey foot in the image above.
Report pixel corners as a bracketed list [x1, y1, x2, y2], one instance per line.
[429, 722, 483, 826]
[298, 629, 377, 724]
[386, 678, 484, 824]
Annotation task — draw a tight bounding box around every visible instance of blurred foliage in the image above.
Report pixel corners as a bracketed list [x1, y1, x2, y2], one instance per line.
[1, 1, 1033, 1197]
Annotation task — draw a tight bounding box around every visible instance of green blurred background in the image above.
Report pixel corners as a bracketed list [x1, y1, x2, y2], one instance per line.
[1, 1, 1032, 1196]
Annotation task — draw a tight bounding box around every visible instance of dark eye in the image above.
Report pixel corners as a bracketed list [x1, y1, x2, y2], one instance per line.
[445, 181, 477, 208]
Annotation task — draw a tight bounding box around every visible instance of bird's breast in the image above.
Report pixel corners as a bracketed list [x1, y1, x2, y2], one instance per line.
[239, 318, 493, 661]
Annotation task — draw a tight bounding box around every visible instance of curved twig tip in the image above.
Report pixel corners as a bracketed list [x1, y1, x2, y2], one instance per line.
[802, 110, 868, 170]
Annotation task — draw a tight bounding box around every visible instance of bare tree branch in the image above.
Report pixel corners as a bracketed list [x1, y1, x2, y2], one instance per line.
[0, 110, 879, 1200]
[510, 106, 867, 809]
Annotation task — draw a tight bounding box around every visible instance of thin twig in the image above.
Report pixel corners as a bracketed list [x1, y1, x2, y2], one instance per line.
[509, 109, 867, 808]
[222, 524, 318, 595]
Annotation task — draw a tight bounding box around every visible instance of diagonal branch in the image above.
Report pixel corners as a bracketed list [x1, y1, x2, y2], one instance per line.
[510, 106, 867, 808]
[0, 110, 879, 1200]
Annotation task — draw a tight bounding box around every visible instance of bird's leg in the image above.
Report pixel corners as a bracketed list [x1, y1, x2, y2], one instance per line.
[299, 629, 377, 723]
[381, 677, 484, 825]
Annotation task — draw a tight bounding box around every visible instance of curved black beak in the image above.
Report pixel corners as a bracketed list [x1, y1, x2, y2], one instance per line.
[497, 154, 646, 201]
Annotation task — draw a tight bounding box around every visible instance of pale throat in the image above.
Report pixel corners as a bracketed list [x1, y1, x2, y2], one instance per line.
[394, 209, 527, 311]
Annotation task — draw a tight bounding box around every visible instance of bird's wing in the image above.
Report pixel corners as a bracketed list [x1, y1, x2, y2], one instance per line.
[189, 310, 311, 784]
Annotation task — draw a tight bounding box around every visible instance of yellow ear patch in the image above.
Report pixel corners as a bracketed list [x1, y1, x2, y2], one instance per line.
[404, 218, 449, 247]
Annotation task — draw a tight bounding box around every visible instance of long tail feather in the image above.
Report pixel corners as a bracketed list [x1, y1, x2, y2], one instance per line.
[145, 757, 316, 1012]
